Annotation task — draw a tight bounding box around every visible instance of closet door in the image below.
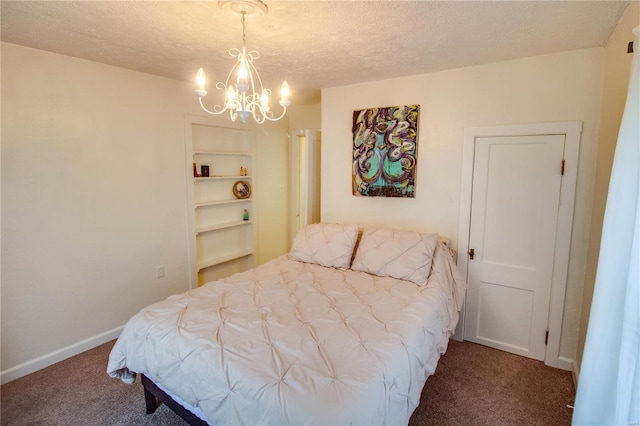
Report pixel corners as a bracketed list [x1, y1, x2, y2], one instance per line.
[464, 134, 564, 361]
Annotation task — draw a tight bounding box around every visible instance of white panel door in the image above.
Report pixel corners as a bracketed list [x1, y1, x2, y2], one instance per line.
[464, 134, 564, 360]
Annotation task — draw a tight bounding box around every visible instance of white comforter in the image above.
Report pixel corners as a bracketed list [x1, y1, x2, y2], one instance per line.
[107, 242, 465, 425]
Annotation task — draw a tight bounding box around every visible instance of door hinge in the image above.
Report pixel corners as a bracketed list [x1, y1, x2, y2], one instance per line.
[468, 248, 475, 260]
[561, 160, 565, 176]
[545, 330, 549, 345]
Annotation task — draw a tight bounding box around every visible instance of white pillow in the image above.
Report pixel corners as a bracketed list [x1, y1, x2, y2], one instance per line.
[351, 227, 439, 285]
[289, 223, 359, 269]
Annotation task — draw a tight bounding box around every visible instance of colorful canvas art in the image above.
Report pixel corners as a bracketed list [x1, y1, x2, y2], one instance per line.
[352, 105, 419, 197]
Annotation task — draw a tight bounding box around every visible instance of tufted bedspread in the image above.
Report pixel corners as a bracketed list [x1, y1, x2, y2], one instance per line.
[107, 241, 465, 425]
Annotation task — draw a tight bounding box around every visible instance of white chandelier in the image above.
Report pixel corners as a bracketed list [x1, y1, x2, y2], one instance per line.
[194, 0, 290, 124]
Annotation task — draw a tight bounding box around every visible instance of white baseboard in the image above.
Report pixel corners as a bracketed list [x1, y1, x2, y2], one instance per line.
[0, 326, 123, 385]
[544, 356, 576, 371]
[556, 356, 574, 371]
[544, 355, 574, 372]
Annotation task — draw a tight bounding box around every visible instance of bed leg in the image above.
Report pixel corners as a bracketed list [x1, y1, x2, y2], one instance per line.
[144, 385, 159, 414]
[141, 374, 160, 414]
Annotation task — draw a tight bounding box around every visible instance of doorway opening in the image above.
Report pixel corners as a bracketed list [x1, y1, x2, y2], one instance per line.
[290, 129, 321, 247]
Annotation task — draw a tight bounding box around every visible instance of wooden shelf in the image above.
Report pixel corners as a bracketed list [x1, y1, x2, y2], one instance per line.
[196, 220, 252, 235]
[195, 198, 252, 208]
[197, 249, 254, 271]
[194, 175, 251, 181]
[193, 151, 251, 156]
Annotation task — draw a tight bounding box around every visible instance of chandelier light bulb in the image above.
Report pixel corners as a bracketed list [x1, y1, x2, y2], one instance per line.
[279, 81, 291, 107]
[238, 60, 248, 81]
[195, 68, 207, 97]
[237, 60, 249, 93]
[260, 89, 270, 111]
[194, 0, 289, 124]
[226, 86, 237, 107]
[196, 68, 206, 90]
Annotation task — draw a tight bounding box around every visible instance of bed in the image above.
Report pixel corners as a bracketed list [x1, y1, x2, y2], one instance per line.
[107, 224, 466, 425]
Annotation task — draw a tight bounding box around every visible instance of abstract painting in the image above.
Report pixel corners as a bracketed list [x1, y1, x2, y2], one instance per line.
[352, 104, 419, 197]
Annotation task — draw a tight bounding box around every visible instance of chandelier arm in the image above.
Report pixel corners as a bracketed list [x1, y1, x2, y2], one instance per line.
[247, 59, 264, 93]
[245, 50, 260, 61]
[198, 96, 227, 116]
[252, 102, 268, 123]
[253, 113, 266, 125]
[242, 99, 262, 112]
[260, 106, 288, 122]
[246, 70, 259, 108]
[225, 58, 240, 88]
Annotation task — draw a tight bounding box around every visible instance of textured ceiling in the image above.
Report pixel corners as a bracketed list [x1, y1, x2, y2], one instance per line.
[0, 1, 631, 105]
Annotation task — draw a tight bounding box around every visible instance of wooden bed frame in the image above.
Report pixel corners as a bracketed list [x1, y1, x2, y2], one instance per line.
[141, 374, 208, 425]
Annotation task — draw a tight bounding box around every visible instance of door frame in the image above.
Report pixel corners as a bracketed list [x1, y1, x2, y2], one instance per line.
[289, 128, 321, 248]
[289, 130, 303, 248]
[457, 121, 582, 370]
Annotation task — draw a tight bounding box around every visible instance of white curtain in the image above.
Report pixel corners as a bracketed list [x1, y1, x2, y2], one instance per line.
[573, 26, 640, 425]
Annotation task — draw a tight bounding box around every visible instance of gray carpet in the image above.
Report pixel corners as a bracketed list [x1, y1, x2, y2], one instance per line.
[1, 339, 574, 425]
[410, 340, 575, 425]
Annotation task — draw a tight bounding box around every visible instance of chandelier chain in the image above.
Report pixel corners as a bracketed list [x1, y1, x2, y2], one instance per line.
[241, 12, 247, 47]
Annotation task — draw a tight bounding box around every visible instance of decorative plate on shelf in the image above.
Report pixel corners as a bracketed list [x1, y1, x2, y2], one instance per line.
[233, 180, 251, 199]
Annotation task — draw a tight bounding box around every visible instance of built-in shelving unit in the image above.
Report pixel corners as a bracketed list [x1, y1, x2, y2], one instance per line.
[195, 199, 250, 208]
[184, 115, 257, 288]
[194, 175, 252, 181]
[196, 220, 253, 235]
[197, 249, 255, 271]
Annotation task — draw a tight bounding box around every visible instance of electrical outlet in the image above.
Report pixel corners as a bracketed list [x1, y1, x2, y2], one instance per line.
[156, 265, 165, 279]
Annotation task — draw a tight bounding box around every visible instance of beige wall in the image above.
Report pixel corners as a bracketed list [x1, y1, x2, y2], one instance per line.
[255, 119, 290, 264]
[255, 105, 320, 258]
[321, 48, 606, 363]
[0, 42, 290, 381]
[577, 2, 639, 369]
[289, 104, 322, 131]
